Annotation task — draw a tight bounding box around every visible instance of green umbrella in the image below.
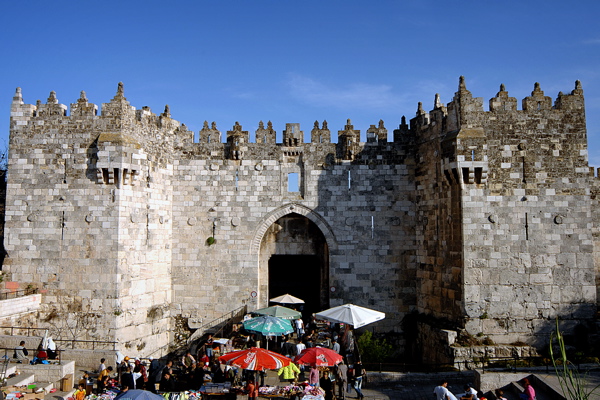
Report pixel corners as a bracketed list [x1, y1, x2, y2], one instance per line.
[253, 305, 301, 320]
[243, 315, 294, 336]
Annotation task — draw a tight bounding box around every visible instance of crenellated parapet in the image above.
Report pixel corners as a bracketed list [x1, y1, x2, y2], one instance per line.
[409, 77, 587, 192]
[283, 123, 304, 147]
[310, 120, 330, 144]
[522, 82, 553, 111]
[338, 119, 360, 160]
[411, 77, 586, 133]
[366, 120, 387, 144]
[199, 121, 222, 144]
[255, 121, 276, 144]
[70, 91, 98, 117]
[36, 91, 68, 117]
[226, 122, 249, 160]
[489, 84, 517, 112]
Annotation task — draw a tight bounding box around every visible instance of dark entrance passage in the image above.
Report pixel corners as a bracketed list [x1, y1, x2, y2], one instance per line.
[269, 255, 323, 318]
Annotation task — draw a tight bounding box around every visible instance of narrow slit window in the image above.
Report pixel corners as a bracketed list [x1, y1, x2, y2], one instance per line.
[474, 167, 483, 184]
[288, 173, 299, 192]
[462, 167, 470, 184]
[348, 170, 352, 190]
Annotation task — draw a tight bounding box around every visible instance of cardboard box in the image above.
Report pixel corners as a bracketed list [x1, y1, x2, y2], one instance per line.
[21, 393, 42, 400]
[61, 374, 74, 391]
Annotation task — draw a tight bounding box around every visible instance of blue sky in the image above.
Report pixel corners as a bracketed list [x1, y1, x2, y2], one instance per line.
[2, 1, 600, 165]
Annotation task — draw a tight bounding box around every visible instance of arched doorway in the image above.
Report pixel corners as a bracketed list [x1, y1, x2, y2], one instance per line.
[259, 213, 329, 318]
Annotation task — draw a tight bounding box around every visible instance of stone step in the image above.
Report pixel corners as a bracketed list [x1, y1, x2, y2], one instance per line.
[5, 372, 35, 387]
[2, 364, 18, 377]
[30, 381, 55, 393]
[506, 377, 565, 400]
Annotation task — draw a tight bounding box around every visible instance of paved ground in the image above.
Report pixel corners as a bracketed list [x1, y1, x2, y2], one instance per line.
[253, 369, 464, 400]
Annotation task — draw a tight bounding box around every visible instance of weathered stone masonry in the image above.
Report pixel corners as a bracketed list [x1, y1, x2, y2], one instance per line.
[3, 78, 597, 361]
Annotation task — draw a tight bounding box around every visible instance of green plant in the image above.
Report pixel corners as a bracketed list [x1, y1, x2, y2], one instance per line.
[357, 330, 393, 363]
[549, 318, 600, 400]
[113, 309, 122, 316]
[206, 237, 216, 246]
[482, 336, 495, 345]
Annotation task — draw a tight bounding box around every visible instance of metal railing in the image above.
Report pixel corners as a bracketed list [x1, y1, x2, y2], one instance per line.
[0, 347, 63, 366]
[0, 326, 48, 336]
[0, 288, 38, 301]
[53, 339, 118, 351]
[0, 326, 117, 351]
[187, 304, 248, 344]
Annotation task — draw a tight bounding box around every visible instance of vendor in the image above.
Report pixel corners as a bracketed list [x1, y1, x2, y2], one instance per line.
[245, 378, 258, 400]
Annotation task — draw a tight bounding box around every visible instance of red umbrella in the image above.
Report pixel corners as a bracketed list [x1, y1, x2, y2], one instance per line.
[218, 347, 291, 371]
[294, 346, 343, 367]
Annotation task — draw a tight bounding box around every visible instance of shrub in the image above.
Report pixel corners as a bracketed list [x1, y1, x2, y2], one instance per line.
[357, 331, 393, 363]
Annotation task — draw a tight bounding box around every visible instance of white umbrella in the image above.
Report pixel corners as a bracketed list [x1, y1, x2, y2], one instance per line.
[269, 293, 305, 304]
[315, 304, 385, 328]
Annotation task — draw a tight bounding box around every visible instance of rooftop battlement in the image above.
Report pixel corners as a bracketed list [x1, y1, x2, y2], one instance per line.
[409, 77, 585, 134]
[11, 78, 586, 150]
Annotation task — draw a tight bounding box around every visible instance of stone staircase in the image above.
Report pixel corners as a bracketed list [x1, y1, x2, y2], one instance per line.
[2, 362, 75, 400]
[504, 376, 565, 400]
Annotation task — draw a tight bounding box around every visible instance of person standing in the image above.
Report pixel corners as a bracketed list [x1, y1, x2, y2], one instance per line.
[246, 378, 258, 400]
[296, 341, 306, 357]
[98, 358, 107, 373]
[352, 362, 365, 399]
[277, 362, 300, 383]
[47, 338, 57, 359]
[331, 339, 341, 354]
[97, 366, 113, 393]
[320, 370, 334, 400]
[204, 334, 214, 359]
[295, 318, 305, 339]
[121, 366, 135, 391]
[160, 372, 176, 392]
[335, 361, 348, 400]
[309, 365, 320, 387]
[181, 351, 196, 371]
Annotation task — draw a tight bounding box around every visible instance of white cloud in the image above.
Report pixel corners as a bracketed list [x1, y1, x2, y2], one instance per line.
[286, 74, 407, 111]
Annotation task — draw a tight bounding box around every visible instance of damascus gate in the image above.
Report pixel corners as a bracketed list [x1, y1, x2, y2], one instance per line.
[3, 77, 599, 362]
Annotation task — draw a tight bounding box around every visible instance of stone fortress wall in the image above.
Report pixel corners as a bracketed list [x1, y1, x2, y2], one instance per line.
[3, 77, 597, 360]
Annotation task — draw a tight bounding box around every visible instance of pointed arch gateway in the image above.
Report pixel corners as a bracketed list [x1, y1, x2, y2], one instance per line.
[252, 204, 337, 318]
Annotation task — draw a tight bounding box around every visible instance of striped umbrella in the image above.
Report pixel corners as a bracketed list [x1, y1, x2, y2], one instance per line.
[294, 346, 343, 367]
[243, 315, 294, 336]
[253, 305, 302, 320]
[218, 347, 291, 371]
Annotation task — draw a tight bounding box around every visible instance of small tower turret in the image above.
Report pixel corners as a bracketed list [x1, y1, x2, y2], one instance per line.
[338, 119, 360, 160]
[255, 120, 276, 144]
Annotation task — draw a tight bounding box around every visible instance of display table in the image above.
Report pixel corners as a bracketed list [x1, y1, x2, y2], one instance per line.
[257, 385, 324, 400]
[199, 383, 238, 400]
